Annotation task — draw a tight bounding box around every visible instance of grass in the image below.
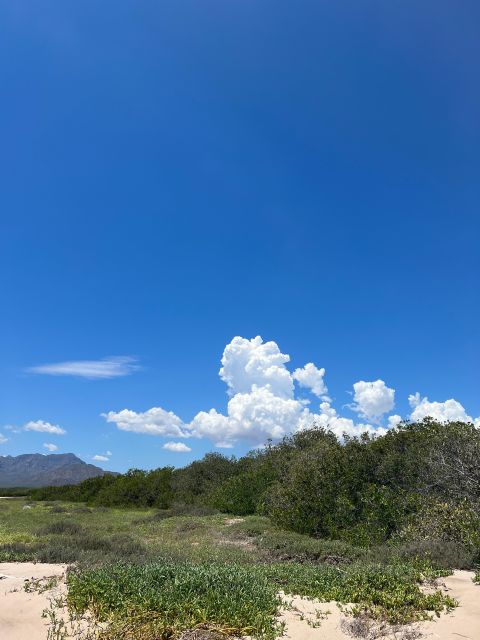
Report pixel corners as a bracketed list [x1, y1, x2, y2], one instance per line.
[0, 498, 459, 637]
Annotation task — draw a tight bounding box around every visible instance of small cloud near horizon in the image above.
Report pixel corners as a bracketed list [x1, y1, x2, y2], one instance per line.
[93, 454, 109, 462]
[27, 356, 140, 380]
[163, 442, 192, 453]
[43, 443, 58, 452]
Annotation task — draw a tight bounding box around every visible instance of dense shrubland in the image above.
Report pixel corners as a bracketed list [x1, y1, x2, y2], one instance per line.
[30, 419, 480, 561]
[18, 420, 480, 638]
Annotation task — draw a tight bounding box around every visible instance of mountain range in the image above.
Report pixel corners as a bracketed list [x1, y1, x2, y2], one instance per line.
[0, 453, 112, 487]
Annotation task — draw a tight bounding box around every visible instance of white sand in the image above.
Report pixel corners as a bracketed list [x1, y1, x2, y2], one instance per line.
[0, 564, 478, 639]
[420, 570, 480, 640]
[279, 570, 480, 640]
[0, 562, 66, 640]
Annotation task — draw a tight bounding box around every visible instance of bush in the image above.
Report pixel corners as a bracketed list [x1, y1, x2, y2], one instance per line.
[395, 500, 480, 550]
[391, 539, 479, 570]
[156, 503, 218, 519]
[256, 529, 366, 564]
[50, 505, 68, 514]
[39, 520, 85, 536]
[0, 528, 149, 565]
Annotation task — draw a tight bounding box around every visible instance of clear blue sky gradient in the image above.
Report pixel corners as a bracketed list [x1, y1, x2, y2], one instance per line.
[1, 2, 479, 471]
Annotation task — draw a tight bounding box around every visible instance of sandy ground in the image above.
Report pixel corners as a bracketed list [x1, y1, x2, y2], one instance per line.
[0, 564, 478, 639]
[420, 571, 480, 640]
[0, 562, 66, 640]
[277, 570, 480, 640]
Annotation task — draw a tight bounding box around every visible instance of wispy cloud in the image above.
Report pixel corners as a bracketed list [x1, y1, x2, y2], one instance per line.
[0, 433, 7, 444]
[27, 356, 140, 380]
[43, 443, 58, 452]
[92, 454, 109, 462]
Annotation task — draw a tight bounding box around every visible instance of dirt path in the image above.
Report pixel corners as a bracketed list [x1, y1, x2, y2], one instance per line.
[0, 562, 66, 640]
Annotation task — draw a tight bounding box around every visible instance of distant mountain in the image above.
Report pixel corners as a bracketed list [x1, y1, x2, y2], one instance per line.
[0, 453, 113, 487]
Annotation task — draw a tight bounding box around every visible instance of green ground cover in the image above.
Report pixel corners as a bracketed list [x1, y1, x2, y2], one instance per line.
[0, 498, 459, 638]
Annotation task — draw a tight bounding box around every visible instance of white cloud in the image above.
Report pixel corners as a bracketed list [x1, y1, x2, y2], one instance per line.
[92, 454, 109, 462]
[219, 336, 294, 398]
[163, 442, 192, 453]
[43, 443, 58, 452]
[408, 393, 480, 426]
[27, 356, 140, 380]
[24, 420, 66, 435]
[387, 414, 402, 429]
[351, 380, 395, 423]
[191, 386, 310, 447]
[308, 402, 385, 439]
[0, 433, 7, 444]
[102, 335, 479, 450]
[106, 450, 112, 456]
[293, 363, 329, 399]
[103, 407, 188, 437]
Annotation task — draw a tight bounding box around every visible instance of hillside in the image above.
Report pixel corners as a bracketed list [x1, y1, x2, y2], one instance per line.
[0, 453, 111, 487]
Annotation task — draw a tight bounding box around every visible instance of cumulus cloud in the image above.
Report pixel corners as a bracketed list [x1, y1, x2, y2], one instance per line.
[104, 336, 387, 448]
[103, 407, 188, 437]
[102, 335, 479, 450]
[191, 386, 310, 447]
[308, 402, 385, 439]
[293, 363, 329, 399]
[92, 454, 109, 462]
[24, 420, 66, 435]
[28, 356, 140, 380]
[163, 442, 192, 453]
[219, 336, 294, 398]
[408, 393, 480, 426]
[43, 443, 58, 452]
[351, 380, 395, 423]
[387, 414, 402, 429]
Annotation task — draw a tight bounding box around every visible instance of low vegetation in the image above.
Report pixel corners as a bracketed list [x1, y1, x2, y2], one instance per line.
[2, 418, 480, 638]
[67, 561, 282, 639]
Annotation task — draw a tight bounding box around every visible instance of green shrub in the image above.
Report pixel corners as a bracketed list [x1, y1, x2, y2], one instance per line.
[389, 539, 479, 570]
[395, 500, 480, 549]
[256, 529, 366, 564]
[0, 542, 37, 562]
[153, 503, 217, 520]
[39, 520, 85, 536]
[49, 505, 68, 514]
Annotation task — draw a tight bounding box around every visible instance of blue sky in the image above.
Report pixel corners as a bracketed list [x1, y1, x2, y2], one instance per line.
[1, 2, 479, 472]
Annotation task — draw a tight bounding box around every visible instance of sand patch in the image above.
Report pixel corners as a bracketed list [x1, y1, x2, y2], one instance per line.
[279, 570, 480, 640]
[419, 570, 480, 640]
[0, 562, 66, 640]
